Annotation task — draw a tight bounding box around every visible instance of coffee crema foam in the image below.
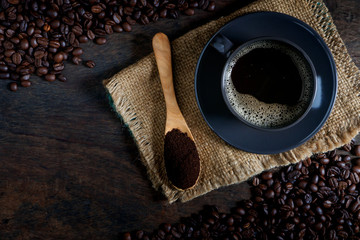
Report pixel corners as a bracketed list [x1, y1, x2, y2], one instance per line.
[224, 40, 314, 128]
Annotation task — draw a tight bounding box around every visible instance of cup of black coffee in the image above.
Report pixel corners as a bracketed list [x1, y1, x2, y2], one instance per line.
[212, 36, 316, 129]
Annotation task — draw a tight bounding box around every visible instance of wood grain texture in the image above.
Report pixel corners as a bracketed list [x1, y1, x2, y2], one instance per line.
[153, 33, 191, 137]
[0, 0, 358, 238]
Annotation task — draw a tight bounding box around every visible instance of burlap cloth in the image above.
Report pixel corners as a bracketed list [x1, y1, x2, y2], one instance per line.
[104, 0, 360, 203]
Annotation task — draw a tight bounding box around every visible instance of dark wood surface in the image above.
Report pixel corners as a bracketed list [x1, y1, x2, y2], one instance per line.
[0, 0, 359, 239]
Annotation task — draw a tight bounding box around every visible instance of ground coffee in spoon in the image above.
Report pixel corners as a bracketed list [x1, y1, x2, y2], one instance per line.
[164, 128, 200, 190]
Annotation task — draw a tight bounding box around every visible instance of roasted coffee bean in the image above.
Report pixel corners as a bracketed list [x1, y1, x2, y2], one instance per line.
[0, 64, 8, 72]
[72, 56, 82, 65]
[20, 80, 31, 87]
[95, 37, 107, 45]
[353, 166, 360, 174]
[37, 37, 48, 47]
[113, 25, 123, 33]
[350, 172, 360, 184]
[9, 82, 18, 91]
[252, 177, 260, 186]
[264, 189, 275, 199]
[20, 74, 30, 81]
[261, 172, 272, 180]
[85, 60, 95, 68]
[207, 1, 216, 11]
[12, 52, 22, 65]
[113, 13, 122, 24]
[353, 145, 360, 156]
[122, 22, 132, 32]
[320, 157, 330, 165]
[4, 49, 15, 58]
[36, 67, 48, 76]
[87, 30, 96, 40]
[105, 25, 113, 35]
[20, 39, 29, 50]
[184, 8, 195, 16]
[0, 72, 10, 79]
[53, 63, 64, 71]
[78, 35, 89, 43]
[45, 74, 56, 82]
[58, 74, 67, 82]
[54, 53, 64, 63]
[49, 40, 61, 48]
[319, 166, 326, 176]
[140, 15, 150, 25]
[30, 38, 38, 48]
[72, 48, 83, 56]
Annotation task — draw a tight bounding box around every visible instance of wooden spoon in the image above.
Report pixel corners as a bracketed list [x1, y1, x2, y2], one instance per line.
[152, 32, 200, 190]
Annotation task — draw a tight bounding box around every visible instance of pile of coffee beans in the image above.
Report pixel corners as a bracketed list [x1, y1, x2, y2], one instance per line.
[0, 0, 216, 91]
[123, 142, 360, 239]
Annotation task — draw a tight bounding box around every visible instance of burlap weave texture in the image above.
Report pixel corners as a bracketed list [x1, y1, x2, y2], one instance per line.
[104, 0, 360, 203]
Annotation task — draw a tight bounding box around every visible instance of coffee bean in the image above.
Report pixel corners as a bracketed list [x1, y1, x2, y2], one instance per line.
[58, 74, 67, 82]
[78, 35, 89, 43]
[53, 63, 64, 71]
[264, 189, 274, 199]
[353, 166, 360, 174]
[4, 49, 15, 58]
[85, 60, 95, 68]
[0, 73, 10, 79]
[329, 177, 339, 188]
[207, 1, 216, 11]
[9, 82, 18, 91]
[343, 155, 351, 162]
[123, 232, 131, 240]
[72, 48, 83, 56]
[37, 37, 49, 47]
[160, 8, 168, 18]
[319, 166, 326, 176]
[36, 67, 48, 76]
[49, 40, 61, 49]
[298, 180, 307, 189]
[72, 56, 82, 65]
[349, 184, 356, 193]
[21, 80, 31, 87]
[140, 15, 150, 25]
[113, 13, 122, 24]
[353, 145, 360, 156]
[72, 25, 83, 36]
[323, 200, 332, 208]
[251, 177, 259, 186]
[94, 37, 106, 45]
[113, 25, 123, 33]
[350, 172, 360, 184]
[261, 172, 272, 180]
[0, 64, 8, 72]
[184, 8, 195, 16]
[20, 39, 29, 50]
[20, 74, 30, 81]
[12, 52, 22, 65]
[122, 22, 132, 32]
[52, 52, 63, 63]
[320, 158, 330, 165]
[43, 74, 55, 83]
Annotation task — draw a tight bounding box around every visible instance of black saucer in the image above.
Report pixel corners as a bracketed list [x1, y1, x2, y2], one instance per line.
[194, 12, 337, 154]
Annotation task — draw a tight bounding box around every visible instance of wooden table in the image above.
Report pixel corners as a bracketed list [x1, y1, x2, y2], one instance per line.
[0, 0, 359, 238]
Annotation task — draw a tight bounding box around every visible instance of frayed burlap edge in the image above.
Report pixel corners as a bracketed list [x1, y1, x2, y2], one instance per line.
[104, 0, 360, 203]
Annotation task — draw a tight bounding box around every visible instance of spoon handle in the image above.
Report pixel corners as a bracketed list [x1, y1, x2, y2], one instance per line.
[152, 33, 183, 122]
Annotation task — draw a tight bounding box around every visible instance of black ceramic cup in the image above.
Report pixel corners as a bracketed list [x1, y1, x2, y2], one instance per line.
[212, 36, 317, 130]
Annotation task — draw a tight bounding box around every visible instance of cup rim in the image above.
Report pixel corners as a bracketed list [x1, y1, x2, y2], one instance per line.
[221, 36, 317, 131]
